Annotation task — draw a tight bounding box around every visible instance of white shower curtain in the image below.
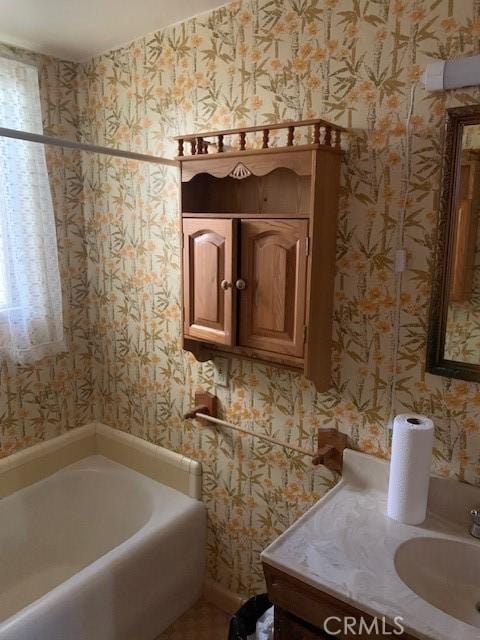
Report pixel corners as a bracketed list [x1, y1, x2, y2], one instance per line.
[0, 56, 65, 362]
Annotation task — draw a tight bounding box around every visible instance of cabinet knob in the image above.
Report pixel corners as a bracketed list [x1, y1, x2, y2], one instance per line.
[220, 279, 232, 290]
[235, 279, 247, 290]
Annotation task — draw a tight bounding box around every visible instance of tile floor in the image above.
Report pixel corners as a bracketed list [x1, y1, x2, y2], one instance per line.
[156, 598, 231, 640]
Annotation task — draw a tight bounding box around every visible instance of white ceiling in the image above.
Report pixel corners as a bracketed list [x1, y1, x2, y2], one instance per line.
[0, 0, 228, 62]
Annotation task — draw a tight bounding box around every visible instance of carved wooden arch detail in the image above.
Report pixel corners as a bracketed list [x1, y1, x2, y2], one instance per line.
[229, 162, 252, 179]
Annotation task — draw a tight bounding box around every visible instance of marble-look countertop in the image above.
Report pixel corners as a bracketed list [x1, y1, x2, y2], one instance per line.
[261, 449, 480, 640]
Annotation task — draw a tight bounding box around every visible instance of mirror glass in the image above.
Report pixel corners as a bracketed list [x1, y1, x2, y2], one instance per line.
[444, 124, 480, 364]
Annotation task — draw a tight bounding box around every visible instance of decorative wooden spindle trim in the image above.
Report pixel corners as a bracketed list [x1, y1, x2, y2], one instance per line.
[334, 129, 342, 148]
[287, 126, 295, 146]
[262, 128, 270, 149]
[174, 118, 345, 141]
[239, 131, 246, 151]
[324, 126, 332, 147]
[175, 119, 346, 157]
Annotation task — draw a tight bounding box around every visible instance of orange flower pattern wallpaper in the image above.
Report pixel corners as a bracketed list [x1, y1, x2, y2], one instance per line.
[2, 0, 480, 595]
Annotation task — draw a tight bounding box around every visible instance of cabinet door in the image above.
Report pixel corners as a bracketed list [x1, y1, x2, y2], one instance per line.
[239, 219, 308, 357]
[183, 218, 235, 345]
[275, 608, 332, 639]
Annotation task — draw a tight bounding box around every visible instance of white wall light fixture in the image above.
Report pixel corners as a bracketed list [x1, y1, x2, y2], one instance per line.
[422, 54, 480, 91]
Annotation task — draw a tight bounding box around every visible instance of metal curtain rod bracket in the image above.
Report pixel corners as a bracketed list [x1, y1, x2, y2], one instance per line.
[0, 127, 177, 167]
[184, 391, 348, 472]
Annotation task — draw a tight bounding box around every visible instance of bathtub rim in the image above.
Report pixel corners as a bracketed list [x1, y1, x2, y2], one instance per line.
[0, 422, 202, 500]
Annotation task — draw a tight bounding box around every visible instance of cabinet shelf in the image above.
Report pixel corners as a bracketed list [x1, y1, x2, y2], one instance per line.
[182, 212, 310, 219]
[182, 168, 311, 216]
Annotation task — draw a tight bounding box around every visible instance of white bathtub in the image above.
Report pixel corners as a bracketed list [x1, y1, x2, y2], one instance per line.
[0, 454, 206, 640]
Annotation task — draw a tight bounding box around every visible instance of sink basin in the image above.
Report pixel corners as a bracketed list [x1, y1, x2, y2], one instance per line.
[394, 537, 480, 628]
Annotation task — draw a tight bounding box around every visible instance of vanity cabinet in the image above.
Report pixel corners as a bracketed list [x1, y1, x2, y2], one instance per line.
[274, 608, 329, 640]
[264, 563, 417, 640]
[176, 119, 345, 392]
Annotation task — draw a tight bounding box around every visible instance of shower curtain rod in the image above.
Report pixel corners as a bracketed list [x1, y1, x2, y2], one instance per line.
[0, 126, 177, 166]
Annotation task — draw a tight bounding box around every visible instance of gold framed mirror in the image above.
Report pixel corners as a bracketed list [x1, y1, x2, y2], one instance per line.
[427, 105, 480, 381]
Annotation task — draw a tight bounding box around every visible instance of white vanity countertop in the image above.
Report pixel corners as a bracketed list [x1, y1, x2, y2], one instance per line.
[261, 449, 480, 640]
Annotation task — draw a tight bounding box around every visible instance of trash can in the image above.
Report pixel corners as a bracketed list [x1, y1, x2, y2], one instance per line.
[228, 594, 272, 640]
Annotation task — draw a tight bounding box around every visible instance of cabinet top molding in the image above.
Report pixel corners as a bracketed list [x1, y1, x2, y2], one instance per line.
[174, 118, 346, 159]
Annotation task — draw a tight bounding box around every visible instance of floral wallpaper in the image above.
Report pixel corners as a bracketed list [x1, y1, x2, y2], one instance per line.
[0, 45, 93, 458]
[463, 122, 480, 149]
[445, 300, 480, 363]
[3, 0, 480, 597]
[445, 206, 480, 363]
[78, 0, 480, 595]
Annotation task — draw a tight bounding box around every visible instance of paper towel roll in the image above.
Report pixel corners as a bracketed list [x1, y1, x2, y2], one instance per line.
[387, 414, 434, 525]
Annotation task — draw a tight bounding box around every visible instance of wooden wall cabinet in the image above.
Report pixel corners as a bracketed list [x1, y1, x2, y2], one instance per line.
[176, 119, 345, 392]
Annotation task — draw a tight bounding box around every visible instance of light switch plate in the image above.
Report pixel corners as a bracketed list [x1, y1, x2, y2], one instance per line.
[213, 356, 229, 387]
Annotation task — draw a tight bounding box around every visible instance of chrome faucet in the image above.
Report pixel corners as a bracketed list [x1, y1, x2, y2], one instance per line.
[470, 508, 480, 538]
